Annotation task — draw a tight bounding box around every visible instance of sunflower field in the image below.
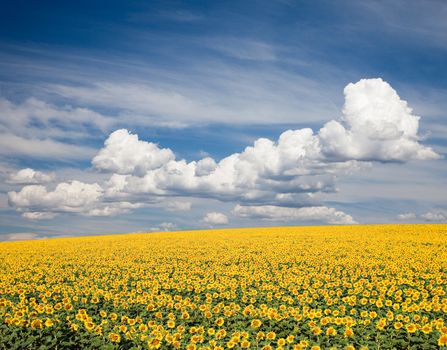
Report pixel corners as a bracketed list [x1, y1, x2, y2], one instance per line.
[1, 224, 447, 349]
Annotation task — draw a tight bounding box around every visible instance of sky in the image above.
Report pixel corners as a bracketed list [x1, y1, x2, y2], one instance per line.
[1, 0, 446, 240]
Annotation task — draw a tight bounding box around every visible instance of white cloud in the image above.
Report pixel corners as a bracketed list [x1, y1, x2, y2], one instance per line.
[22, 212, 57, 220]
[98, 128, 339, 205]
[0, 232, 40, 241]
[203, 212, 229, 225]
[319, 78, 440, 162]
[0, 97, 111, 135]
[84, 202, 144, 217]
[205, 38, 277, 61]
[7, 78, 440, 223]
[0, 134, 97, 160]
[0, 97, 109, 160]
[8, 168, 55, 185]
[8, 181, 103, 214]
[233, 204, 356, 224]
[164, 201, 192, 211]
[397, 212, 416, 220]
[149, 222, 177, 232]
[8, 180, 145, 218]
[92, 129, 175, 175]
[46, 67, 337, 126]
[421, 211, 447, 222]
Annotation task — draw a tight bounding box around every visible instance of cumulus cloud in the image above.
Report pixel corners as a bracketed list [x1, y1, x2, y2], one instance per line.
[421, 211, 447, 222]
[149, 222, 177, 232]
[233, 205, 356, 225]
[319, 78, 440, 162]
[8, 180, 144, 218]
[8, 181, 103, 218]
[8, 181, 102, 212]
[397, 212, 417, 220]
[92, 129, 175, 175]
[22, 212, 57, 220]
[165, 201, 192, 211]
[0, 232, 41, 242]
[8, 168, 55, 185]
[8, 78, 440, 224]
[203, 212, 229, 225]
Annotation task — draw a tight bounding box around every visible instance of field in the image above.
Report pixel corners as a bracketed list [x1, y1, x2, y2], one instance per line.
[1, 224, 447, 350]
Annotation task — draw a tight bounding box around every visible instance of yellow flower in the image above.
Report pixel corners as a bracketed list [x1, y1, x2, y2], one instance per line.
[215, 317, 224, 327]
[31, 319, 43, 329]
[277, 338, 286, 346]
[312, 327, 322, 335]
[251, 319, 262, 328]
[84, 321, 95, 331]
[421, 324, 432, 334]
[438, 334, 447, 347]
[393, 322, 403, 330]
[344, 328, 354, 337]
[405, 323, 417, 333]
[286, 335, 295, 343]
[326, 327, 337, 336]
[241, 340, 250, 348]
[44, 318, 54, 327]
[109, 332, 121, 343]
[148, 338, 162, 349]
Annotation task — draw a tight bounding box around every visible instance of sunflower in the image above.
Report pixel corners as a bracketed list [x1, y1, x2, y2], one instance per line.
[215, 317, 224, 327]
[31, 319, 43, 329]
[405, 323, 417, 333]
[84, 321, 95, 331]
[109, 332, 121, 343]
[438, 334, 447, 347]
[251, 319, 262, 328]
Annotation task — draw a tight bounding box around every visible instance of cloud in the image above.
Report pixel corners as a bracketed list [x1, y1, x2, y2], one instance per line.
[203, 212, 229, 225]
[83, 202, 144, 217]
[8, 78, 440, 223]
[22, 212, 56, 220]
[149, 222, 177, 232]
[233, 204, 356, 225]
[421, 211, 447, 222]
[46, 67, 337, 126]
[0, 134, 97, 160]
[8, 168, 55, 184]
[319, 78, 440, 162]
[205, 38, 277, 61]
[8, 180, 103, 215]
[397, 212, 416, 220]
[0, 97, 109, 160]
[0, 232, 41, 241]
[8, 180, 144, 218]
[94, 79, 437, 205]
[164, 201, 192, 211]
[92, 129, 175, 175]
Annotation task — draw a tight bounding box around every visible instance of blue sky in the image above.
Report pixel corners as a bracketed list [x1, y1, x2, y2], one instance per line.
[1, 0, 446, 240]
